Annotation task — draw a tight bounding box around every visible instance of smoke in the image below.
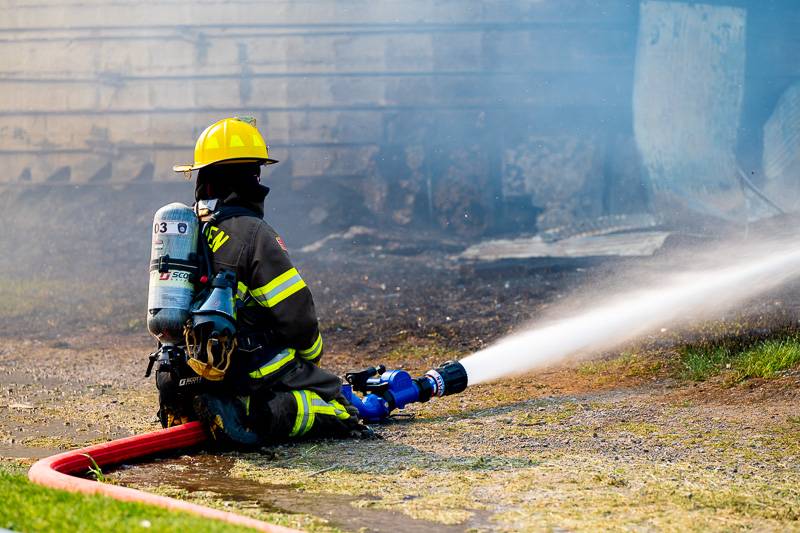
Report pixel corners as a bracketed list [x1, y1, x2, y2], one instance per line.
[1, 2, 798, 245]
[2, 2, 799, 338]
[460, 238, 800, 385]
[5, 2, 796, 239]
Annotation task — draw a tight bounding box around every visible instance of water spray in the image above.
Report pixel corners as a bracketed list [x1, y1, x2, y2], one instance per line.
[345, 241, 800, 421]
[460, 243, 800, 385]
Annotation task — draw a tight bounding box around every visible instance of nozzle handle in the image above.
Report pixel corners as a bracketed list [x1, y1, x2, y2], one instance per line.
[345, 364, 386, 393]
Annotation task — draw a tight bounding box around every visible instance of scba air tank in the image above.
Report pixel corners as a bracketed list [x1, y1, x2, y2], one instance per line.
[147, 203, 200, 345]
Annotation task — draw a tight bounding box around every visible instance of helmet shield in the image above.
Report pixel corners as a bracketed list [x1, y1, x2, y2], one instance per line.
[173, 117, 279, 173]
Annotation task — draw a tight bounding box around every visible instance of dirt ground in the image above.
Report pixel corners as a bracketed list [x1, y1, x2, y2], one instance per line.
[2, 236, 800, 532]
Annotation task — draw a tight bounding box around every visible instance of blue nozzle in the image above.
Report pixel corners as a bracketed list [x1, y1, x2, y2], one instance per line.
[342, 361, 467, 423]
[340, 384, 390, 423]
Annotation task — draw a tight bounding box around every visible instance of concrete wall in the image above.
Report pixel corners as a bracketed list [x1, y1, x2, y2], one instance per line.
[633, 1, 747, 225]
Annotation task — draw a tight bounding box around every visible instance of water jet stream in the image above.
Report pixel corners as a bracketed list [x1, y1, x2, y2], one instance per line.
[460, 242, 800, 385]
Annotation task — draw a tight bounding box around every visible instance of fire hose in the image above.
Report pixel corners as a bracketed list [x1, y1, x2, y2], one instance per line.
[27, 421, 299, 533]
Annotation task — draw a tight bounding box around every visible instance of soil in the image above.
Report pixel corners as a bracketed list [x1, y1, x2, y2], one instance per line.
[2, 232, 800, 532]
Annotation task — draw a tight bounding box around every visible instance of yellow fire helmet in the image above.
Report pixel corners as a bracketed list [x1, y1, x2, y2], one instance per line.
[173, 116, 278, 174]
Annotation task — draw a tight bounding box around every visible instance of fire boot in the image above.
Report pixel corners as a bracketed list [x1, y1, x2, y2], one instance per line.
[193, 393, 260, 447]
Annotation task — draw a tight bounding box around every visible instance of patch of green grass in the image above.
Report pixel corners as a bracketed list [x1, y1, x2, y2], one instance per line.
[82, 453, 106, 482]
[679, 345, 731, 381]
[0, 464, 253, 532]
[679, 336, 800, 382]
[733, 338, 800, 380]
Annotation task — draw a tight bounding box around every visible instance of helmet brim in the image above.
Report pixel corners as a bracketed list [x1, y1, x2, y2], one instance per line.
[173, 158, 279, 173]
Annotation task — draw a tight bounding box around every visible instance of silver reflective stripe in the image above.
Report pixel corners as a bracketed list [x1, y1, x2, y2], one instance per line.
[265, 274, 302, 300]
[248, 348, 295, 379]
[298, 392, 311, 434]
[311, 398, 346, 417]
[252, 274, 304, 307]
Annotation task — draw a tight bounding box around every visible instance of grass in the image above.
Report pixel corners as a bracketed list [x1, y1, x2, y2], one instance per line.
[679, 335, 800, 382]
[82, 453, 106, 482]
[679, 345, 732, 381]
[493, 457, 800, 531]
[232, 442, 800, 531]
[0, 462, 253, 533]
[735, 338, 800, 379]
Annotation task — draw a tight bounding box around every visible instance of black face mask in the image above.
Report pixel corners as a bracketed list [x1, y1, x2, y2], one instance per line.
[195, 163, 263, 201]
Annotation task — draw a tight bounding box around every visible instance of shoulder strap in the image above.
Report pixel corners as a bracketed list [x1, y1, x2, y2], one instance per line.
[194, 204, 261, 284]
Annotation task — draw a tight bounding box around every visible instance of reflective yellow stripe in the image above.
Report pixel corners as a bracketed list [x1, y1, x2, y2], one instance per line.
[251, 268, 307, 308]
[289, 391, 315, 437]
[236, 281, 249, 301]
[248, 348, 296, 379]
[266, 279, 306, 307]
[290, 392, 350, 438]
[311, 401, 336, 416]
[290, 391, 307, 437]
[236, 281, 251, 313]
[310, 394, 351, 421]
[252, 268, 299, 297]
[304, 414, 315, 435]
[329, 399, 351, 420]
[299, 333, 323, 361]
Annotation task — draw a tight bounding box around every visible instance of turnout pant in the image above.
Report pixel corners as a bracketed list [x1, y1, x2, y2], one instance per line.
[231, 350, 361, 441]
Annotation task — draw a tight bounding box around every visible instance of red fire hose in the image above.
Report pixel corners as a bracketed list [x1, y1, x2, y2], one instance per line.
[28, 422, 300, 532]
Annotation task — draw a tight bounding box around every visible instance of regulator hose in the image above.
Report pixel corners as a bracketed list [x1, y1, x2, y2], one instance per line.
[28, 421, 299, 533]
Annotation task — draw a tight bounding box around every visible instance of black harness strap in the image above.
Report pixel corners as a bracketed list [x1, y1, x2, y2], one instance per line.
[206, 205, 262, 225]
[149, 256, 201, 274]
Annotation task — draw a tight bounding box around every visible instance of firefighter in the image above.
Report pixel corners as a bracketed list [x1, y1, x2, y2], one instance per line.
[171, 116, 369, 445]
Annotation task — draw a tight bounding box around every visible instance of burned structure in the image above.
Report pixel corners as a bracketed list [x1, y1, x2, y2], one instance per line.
[1, 0, 799, 240]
